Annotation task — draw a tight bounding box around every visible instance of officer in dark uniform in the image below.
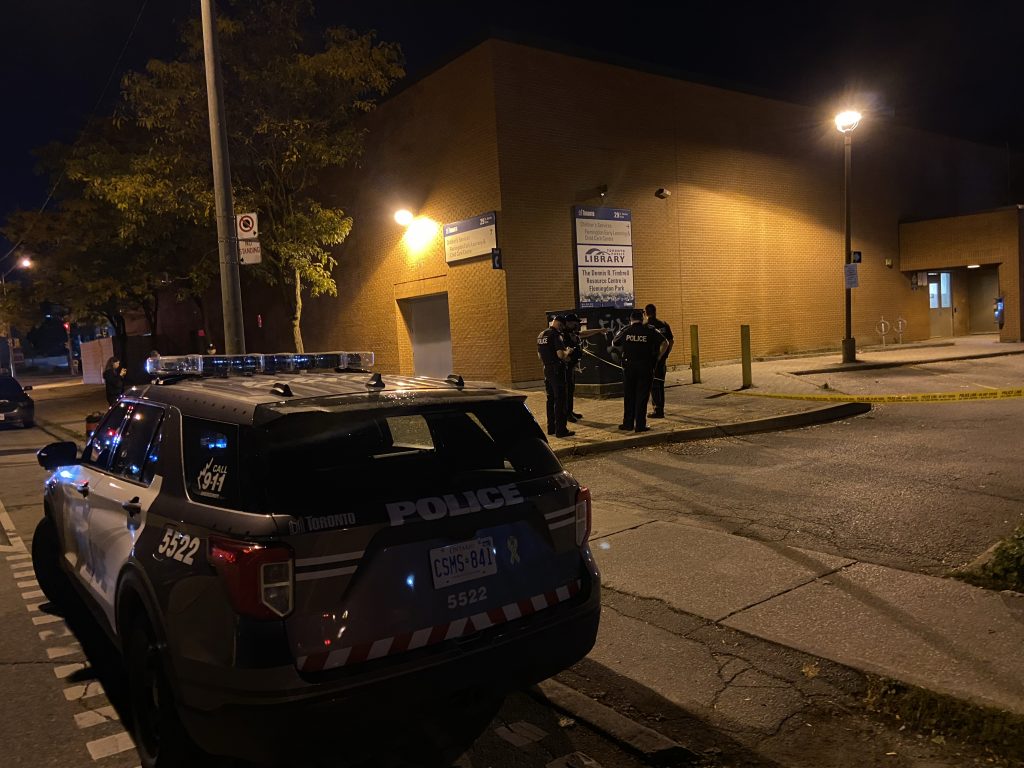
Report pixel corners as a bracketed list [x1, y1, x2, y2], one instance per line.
[643, 303, 674, 418]
[563, 313, 584, 422]
[612, 309, 668, 433]
[537, 315, 575, 438]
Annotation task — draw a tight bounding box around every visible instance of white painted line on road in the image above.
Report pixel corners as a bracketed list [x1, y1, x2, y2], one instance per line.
[64, 681, 105, 701]
[13, 568, 34, 579]
[17, 578, 39, 589]
[74, 706, 119, 729]
[0, 498, 28, 554]
[54, 662, 86, 679]
[21, 588, 45, 600]
[39, 626, 72, 640]
[32, 613, 63, 625]
[46, 644, 81, 660]
[86, 730, 135, 760]
[25, 601, 43, 612]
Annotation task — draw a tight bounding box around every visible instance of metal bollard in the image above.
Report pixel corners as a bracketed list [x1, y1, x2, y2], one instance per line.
[740, 325, 752, 389]
[690, 325, 701, 384]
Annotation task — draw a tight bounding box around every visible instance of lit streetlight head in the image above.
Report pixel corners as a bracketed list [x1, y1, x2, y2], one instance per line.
[835, 110, 862, 133]
[18, 257, 32, 268]
[394, 209, 414, 227]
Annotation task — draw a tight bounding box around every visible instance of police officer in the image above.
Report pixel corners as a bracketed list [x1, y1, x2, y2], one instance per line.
[643, 303, 674, 418]
[537, 315, 575, 438]
[612, 309, 668, 433]
[563, 313, 584, 422]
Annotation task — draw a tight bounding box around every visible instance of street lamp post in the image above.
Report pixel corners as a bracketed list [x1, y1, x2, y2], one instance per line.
[0, 256, 32, 377]
[835, 110, 861, 364]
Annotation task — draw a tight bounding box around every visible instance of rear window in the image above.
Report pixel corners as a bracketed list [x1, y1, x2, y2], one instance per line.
[259, 401, 560, 512]
[182, 417, 240, 508]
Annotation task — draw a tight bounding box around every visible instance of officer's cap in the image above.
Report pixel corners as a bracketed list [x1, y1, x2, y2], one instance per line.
[565, 313, 580, 322]
[552, 314, 567, 323]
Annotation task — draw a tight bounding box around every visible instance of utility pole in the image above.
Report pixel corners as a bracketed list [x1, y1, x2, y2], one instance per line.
[200, 0, 245, 354]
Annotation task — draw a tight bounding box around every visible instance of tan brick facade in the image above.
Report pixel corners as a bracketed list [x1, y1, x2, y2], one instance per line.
[900, 209, 1023, 342]
[285, 40, 1018, 384]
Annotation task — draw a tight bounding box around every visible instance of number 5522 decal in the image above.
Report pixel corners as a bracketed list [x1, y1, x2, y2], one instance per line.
[156, 525, 201, 566]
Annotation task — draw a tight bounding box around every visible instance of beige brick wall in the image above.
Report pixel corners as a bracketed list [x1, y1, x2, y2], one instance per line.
[297, 44, 511, 383]
[288, 39, 1014, 385]
[900, 209, 1023, 341]
[488, 41, 1011, 382]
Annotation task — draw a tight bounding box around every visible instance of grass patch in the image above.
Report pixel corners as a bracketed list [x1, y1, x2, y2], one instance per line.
[865, 677, 1024, 763]
[957, 526, 1024, 593]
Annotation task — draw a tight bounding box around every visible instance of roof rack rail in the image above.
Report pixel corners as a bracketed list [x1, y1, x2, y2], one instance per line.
[365, 373, 385, 389]
[445, 374, 465, 388]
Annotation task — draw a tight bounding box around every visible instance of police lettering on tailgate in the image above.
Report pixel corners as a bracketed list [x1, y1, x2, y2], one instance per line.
[386, 484, 524, 526]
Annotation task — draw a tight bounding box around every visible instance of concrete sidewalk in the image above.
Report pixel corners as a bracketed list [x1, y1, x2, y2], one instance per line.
[526, 333, 1024, 459]
[592, 520, 1024, 719]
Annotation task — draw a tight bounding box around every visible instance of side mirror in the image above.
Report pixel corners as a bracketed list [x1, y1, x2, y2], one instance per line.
[37, 441, 79, 470]
[22, 385, 33, 392]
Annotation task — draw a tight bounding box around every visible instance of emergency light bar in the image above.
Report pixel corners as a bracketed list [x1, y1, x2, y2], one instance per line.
[145, 351, 374, 378]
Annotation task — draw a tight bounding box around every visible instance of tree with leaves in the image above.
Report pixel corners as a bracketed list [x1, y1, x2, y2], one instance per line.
[114, 0, 404, 351]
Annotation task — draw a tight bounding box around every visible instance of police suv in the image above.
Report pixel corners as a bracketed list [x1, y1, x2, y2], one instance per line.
[32, 352, 600, 767]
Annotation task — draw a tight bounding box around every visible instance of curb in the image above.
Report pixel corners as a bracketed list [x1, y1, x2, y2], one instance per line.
[531, 679, 696, 764]
[792, 348, 1024, 376]
[36, 419, 84, 445]
[552, 401, 871, 459]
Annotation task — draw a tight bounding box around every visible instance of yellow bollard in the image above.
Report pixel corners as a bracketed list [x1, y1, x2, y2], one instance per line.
[690, 325, 701, 384]
[741, 325, 752, 389]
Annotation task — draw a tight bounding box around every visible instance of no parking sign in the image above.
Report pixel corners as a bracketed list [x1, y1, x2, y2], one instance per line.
[235, 212, 258, 240]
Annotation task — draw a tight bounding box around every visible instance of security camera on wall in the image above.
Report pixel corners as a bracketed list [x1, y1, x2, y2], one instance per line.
[655, 188, 671, 199]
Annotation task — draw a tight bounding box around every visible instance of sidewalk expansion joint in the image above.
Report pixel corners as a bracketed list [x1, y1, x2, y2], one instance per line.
[715, 560, 860, 625]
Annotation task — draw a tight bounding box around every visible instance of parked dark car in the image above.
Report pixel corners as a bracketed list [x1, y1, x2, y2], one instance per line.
[0, 376, 34, 428]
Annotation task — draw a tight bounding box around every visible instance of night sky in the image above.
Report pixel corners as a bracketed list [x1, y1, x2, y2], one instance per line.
[2, 0, 1023, 239]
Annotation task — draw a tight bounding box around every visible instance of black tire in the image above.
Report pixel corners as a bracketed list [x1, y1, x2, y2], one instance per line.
[32, 516, 69, 606]
[125, 618, 203, 768]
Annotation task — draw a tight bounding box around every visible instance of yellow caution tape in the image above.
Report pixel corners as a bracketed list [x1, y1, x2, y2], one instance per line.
[718, 387, 1024, 404]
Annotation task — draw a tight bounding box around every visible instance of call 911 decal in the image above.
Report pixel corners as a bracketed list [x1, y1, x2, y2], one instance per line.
[156, 525, 201, 565]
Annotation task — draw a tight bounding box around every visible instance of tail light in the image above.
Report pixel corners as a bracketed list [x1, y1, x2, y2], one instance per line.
[575, 486, 592, 546]
[209, 537, 293, 619]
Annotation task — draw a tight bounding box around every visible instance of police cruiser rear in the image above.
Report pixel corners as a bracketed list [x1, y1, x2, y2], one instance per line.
[31, 351, 600, 767]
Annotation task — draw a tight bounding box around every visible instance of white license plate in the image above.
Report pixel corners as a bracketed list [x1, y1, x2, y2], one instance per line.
[430, 537, 497, 588]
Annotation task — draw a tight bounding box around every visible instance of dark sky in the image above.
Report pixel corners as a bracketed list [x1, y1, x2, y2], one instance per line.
[2, 0, 1022, 234]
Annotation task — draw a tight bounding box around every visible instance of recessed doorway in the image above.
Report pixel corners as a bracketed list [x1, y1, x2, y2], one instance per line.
[399, 293, 453, 378]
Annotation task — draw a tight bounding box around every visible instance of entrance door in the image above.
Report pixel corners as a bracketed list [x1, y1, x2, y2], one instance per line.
[967, 267, 999, 333]
[928, 272, 954, 337]
[400, 293, 453, 378]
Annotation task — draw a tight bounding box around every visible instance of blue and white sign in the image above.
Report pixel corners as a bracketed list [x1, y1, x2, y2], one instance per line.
[574, 206, 634, 308]
[444, 211, 497, 264]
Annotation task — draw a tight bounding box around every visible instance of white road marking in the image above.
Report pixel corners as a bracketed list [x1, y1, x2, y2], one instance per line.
[5, 553, 31, 562]
[64, 681, 105, 701]
[13, 568, 34, 579]
[32, 613, 63, 625]
[54, 662, 86, 679]
[39, 626, 72, 641]
[47, 644, 82, 660]
[74, 706, 120, 730]
[17, 578, 39, 589]
[0, 501, 28, 554]
[25, 602, 43, 612]
[86, 731, 135, 760]
[21, 589, 45, 600]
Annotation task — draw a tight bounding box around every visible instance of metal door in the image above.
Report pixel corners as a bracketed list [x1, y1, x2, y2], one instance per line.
[928, 272, 954, 337]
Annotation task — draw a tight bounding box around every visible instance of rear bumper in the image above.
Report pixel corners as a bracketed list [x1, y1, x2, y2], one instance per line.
[175, 573, 600, 762]
[0, 406, 32, 425]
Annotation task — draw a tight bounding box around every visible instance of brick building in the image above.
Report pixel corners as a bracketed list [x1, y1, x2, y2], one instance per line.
[247, 39, 1021, 385]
